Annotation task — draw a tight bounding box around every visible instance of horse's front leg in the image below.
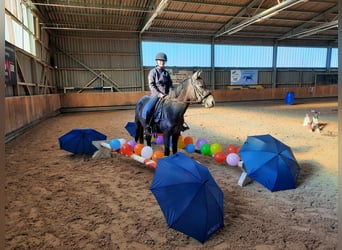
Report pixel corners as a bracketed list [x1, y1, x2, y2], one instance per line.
[145, 134, 152, 146]
[163, 133, 171, 156]
[135, 121, 144, 144]
[171, 132, 181, 154]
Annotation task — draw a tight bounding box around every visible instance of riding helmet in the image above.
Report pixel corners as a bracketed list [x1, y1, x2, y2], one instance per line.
[155, 52, 167, 61]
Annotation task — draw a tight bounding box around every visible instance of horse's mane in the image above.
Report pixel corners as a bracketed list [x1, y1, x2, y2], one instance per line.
[168, 77, 190, 99]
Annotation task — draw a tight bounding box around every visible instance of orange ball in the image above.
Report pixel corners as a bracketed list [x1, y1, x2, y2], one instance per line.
[134, 143, 144, 156]
[183, 136, 194, 146]
[152, 150, 164, 162]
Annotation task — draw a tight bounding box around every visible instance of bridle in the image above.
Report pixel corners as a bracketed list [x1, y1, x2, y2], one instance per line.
[190, 78, 212, 104]
[168, 77, 211, 105]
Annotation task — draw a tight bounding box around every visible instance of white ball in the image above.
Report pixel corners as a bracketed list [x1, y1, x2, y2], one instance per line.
[141, 146, 153, 159]
[118, 138, 126, 147]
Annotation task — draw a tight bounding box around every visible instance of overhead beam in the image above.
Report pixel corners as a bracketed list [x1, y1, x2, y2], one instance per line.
[215, 0, 308, 38]
[214, 0, 261, 38]
[140, 0, 170, 34]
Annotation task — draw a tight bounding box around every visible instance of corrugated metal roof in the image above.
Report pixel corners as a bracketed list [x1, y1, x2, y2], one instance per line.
[29, 0, 338, 46]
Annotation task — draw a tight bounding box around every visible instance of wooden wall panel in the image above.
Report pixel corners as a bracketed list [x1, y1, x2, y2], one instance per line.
[5, 94, 60, 136]
[59, 85, 338, 108]
[59, 91, 150, 108]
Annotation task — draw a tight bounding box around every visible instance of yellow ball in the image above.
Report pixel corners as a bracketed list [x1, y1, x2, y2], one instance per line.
[178, 140, 185, 149]
[210, 143, 222, 155]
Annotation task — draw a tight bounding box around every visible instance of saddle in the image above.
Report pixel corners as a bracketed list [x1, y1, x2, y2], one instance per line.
[144, 97, 189, 136]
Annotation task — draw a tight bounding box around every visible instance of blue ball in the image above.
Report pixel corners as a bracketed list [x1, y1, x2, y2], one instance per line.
[109, 139, 121, 150]
[185, 143, 195, 153]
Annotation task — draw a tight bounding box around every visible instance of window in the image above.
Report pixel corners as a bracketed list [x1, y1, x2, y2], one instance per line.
[142, 41, 211, 67]
[277, 47, 327, 68]
[330, 48, 338, 68]
[5, 0, 36, 55]
[215, 45, 273, 67]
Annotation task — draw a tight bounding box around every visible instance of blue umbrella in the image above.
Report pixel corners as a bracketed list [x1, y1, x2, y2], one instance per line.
[125, 122, 136, 137]
[239, 134, 300, 192]
[58, 128, 107, 154]
[150, 152, 224, 243]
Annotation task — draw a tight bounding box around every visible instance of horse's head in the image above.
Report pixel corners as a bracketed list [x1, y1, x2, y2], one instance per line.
[170, 70, 215, 108]
[189, 71, 215, 108]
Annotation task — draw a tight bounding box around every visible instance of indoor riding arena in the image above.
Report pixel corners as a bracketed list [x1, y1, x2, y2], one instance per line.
[3, 1, 341, 249]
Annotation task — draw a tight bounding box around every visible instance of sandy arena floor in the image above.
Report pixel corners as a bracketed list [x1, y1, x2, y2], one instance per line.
[5, 98, 338, 249]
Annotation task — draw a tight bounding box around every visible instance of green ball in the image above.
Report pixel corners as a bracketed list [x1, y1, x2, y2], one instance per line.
[200, 143, 211, 155]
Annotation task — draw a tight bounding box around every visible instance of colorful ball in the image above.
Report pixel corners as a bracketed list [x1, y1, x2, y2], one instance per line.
[152, 150, 164, 162]
[133, 143, 144, 155]
[226, 144, 238, 154]
[118, 138, 126, 147]
[178, 139, 185, 149]
[109, 139, 121, 150]
[185, 143, 195, 153]
[226, 153, 240, 166]
[156, 134, 164, 145]
[183, 136, 194, 146]
[200, 143, 211, 155]
[126, 140, 137, 149]
[214, 152, 226, 163]
[210, 143, 222, 155]
[141, 146, 153, 159]
[120, 143, 133, 156]
[196, 138, 208, 149]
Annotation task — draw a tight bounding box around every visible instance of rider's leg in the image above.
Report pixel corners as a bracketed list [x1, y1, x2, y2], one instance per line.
[142, 96, 158, 135]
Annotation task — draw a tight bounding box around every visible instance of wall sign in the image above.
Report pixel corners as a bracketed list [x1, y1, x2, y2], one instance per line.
[5, 41, 17, 85]
[230, 69, 258, 85]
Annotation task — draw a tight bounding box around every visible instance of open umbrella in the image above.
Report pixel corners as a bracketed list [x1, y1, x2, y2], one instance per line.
[150, 152, 224, 243]
[58, 128, 107, 154]
[239, 134, 300, 192]
[125, 122, 136, 137]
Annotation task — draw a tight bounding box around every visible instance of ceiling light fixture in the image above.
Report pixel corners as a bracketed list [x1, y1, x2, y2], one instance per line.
[285, 20, 338, 39]
[215, 0, 308, 38]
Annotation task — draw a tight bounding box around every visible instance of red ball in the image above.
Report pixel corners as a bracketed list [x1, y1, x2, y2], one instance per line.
[214, 152, 226, 163]
[226, 144, 238, 154]
[121, 143, 133, 156]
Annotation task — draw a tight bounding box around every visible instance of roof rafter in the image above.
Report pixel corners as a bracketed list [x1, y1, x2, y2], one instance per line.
[140, 0, 170, 34]
[214, 0, 261, 38]
[278, 5, 338, 40]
